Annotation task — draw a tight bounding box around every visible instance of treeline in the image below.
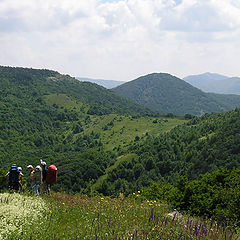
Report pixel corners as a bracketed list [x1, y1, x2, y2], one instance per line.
[98, 108, 240, 196]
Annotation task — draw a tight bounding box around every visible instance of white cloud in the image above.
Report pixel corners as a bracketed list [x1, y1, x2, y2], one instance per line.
[0, 0, 240, 80]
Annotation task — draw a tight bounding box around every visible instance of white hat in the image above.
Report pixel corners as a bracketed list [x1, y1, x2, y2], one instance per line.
[18, 167, 22, 171]
[40, 159, 46, 165]
[35, 165, 42, 170]
[27, 165, 33, 169]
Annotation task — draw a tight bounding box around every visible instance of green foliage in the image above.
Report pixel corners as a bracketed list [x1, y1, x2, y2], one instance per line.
[0, 168, 7, 191]
[113, 73, 240, 115]
[141, 169, 240, 225]
[99, 109, 240, 198]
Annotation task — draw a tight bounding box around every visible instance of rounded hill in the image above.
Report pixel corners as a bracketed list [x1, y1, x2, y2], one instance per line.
[113, 73, 240, 115]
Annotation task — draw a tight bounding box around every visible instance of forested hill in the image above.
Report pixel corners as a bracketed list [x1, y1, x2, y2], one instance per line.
[0, 66, 164, 193]
[98, 108, 240, 196]
[0, 66, 154, 116]
[112, 73, 240, 115]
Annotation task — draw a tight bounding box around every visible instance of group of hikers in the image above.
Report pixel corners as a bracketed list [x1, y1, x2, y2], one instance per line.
[5, 159, 57, 196]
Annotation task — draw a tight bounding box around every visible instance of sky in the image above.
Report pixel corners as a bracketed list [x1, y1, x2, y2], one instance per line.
[0, 0, 240, 81]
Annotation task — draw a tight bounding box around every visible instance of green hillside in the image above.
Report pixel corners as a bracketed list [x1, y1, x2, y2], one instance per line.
[112, 73, 240, 115]
[98, 108, 240, 195]
[1, 66, 240, 229]
[0, 66, 185, 193]
[0, 66, 154, 116]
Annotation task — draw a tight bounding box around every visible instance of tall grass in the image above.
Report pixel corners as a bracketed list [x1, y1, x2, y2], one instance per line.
[2, 192, 239, 240]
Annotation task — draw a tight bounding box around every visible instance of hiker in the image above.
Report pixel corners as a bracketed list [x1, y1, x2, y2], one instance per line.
[27, 165, 38, 196]
[18, 167, 24, 191]
[34, 165, 42, 194]
[40, 159, 49, 194]
[46, 164, 58, 194]
[6, 164, 20, 191]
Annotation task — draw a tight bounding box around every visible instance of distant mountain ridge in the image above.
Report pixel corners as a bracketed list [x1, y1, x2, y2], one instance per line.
[112, 73, 240, 115]
[183, 72, 240, 95]
[76, 77, 125, 89]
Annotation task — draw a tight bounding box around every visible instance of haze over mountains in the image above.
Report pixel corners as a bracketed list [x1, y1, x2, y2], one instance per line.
[183, 72, 240, 95]
[76, 77, 126, 89]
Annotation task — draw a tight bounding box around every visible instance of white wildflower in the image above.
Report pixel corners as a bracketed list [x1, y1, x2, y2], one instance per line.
[0, 193, 48, 239]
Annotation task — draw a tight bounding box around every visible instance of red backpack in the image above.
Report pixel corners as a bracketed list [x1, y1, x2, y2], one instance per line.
[46, 165, 57, 184]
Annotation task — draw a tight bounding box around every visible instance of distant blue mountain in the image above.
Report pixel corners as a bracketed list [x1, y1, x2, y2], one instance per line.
[183, 72, 240, 95]
[76, 77, 125, 89]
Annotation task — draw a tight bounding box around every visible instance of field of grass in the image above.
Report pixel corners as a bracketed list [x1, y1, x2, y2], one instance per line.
[44, 93, 88, 114]
[85, 115, 187, 151]
[1, 192, 239, 240]
[44, 94, 187, 152]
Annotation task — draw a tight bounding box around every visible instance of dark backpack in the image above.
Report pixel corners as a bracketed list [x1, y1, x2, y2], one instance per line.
[42, 166, 47, 181]
[46, 165, 57, 184]
[9, 165, 20, 184]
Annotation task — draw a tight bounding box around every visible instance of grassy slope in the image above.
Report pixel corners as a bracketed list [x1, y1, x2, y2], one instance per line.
[85, 115, 186, 151]
[45, 93, 187, 152]
[2, 192, 238, 240]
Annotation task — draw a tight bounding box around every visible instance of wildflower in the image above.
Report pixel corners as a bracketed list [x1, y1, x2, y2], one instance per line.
[0, 193, 48, 238]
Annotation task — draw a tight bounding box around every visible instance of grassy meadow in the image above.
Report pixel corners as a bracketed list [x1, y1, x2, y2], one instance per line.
[1, 192, 239, 240]
[83, 114, 186, 151]
[44, 93, 187, 152]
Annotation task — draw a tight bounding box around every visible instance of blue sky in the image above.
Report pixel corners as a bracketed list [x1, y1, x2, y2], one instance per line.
[0, 0, 239, 81]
